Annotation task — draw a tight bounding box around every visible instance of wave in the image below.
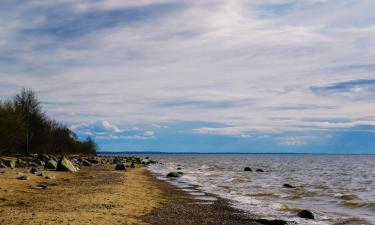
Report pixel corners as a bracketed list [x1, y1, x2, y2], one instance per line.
[340, 201, 375, 211]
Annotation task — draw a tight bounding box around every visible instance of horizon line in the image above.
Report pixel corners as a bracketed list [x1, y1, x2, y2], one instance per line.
[97, 151, 375, 155]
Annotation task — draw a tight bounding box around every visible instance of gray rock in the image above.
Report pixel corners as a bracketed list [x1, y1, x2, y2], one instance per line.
[81, 159, 92, 167]
[30, 167, 40, 174]
[2, 159, 15, 169]
[254, 219, 287, 225]
[87, 159, 100, 164]
[297, 210, 314, 220]
[244, 167, 252, 171]
[30, 184, 48, 190]
[44, 159, 58, 170]
[57, 157, 78, 172]
[38, 154, 50, 161]
[256, 169, 264, 172]
[17, 175, 29, 180]
[283, 183, 295, 188]
[45, 175, 55, 179]
[166, 172, 181, 178]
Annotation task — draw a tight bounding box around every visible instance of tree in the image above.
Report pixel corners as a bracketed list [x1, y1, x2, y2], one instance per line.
[0, 101, 25, 153]
[13, 88, 44, 154]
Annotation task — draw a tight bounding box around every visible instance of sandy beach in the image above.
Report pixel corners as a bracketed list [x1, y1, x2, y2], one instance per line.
[0, 165, 165, 225]
[0, 162, 291, 225]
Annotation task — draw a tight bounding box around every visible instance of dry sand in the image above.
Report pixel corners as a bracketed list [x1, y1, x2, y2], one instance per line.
[0, 166, 165, 225]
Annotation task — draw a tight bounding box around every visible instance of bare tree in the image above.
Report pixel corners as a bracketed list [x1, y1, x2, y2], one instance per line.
[13, 88, 42, 154]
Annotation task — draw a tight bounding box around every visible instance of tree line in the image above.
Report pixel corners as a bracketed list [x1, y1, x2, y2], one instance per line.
[0, 88, 97, 155]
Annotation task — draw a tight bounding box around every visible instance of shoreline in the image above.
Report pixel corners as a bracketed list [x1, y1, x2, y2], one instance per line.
[0, 161, 288, 225]
[1, 156, 372, 225]
[142, 169, 289, 225]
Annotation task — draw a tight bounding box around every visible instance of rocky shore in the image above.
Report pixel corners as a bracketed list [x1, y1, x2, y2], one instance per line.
[0, 154, 321, 225]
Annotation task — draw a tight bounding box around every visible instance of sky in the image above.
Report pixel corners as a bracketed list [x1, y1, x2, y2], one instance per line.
[1, 0, 375, 153]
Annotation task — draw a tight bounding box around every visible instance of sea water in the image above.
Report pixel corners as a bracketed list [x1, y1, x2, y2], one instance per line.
[146, 154, 375, 225]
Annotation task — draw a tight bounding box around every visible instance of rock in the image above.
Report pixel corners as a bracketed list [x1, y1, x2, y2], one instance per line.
[30, 167, 40, 174]
[81, 159, 92, 167]
[45, 175, 55, 179]
[177, 171, 184, 175]
[38, 154, 50, 161]
[87, 159, 100, 164]
[30, 184, 48, 190]
[244, 167, 252, 171]
[166, 172, 181, 178]
[57, 157, 78, 172]
[44, 159, 57, 170]
[115, 164, 127, 170]
[17, 175, 29, 180]
[28, 162, 39, 167]
[283, 183, 295, 188]
[177, 167, 182, 170]
[256, 169, 264, 172]
[254, 219, 287, 225]
[2, 159, 15, 169]
[37, 160, 46, 167]
[297, 210, 314, 220]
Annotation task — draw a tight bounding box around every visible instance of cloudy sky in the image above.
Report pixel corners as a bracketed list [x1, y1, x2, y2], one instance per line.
[1, 0, 375, 153]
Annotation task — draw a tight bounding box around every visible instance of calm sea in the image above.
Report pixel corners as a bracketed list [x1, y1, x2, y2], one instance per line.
[143, 154, 375, 225]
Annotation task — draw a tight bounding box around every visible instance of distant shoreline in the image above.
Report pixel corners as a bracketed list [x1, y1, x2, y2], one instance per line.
[98, 151, 375, 155]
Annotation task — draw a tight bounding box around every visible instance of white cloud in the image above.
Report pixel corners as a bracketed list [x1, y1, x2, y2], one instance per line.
[71, 120, 122, 134]
[1, 0, 375, 134]
[144, 130, 155, 136]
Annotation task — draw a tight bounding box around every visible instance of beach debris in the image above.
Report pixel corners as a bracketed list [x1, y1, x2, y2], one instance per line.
[44, 159, 58, 170]
[283, 183, 295, 189]
[81, 159, 92, 167]
[17, 175, 29, 180]
[166, 172, 182, 178]
[115, 164, 127, 170]
[57, 157, 78, 172]
[244, 167, 252, 171]
[256, 169, 264, 172]
[297, 209, 314, 219]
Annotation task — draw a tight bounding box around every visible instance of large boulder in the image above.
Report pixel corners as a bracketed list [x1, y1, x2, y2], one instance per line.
[57, 157, 78, 172]
[244, 167, 252, 171]
[81, 159, 92, 167]
[44, 159, 58, 170]
[38, 154, 50, 161]
[1, 159, 16, 169]
[297, 210, 314, 220]
[166, 172, 181, 178]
